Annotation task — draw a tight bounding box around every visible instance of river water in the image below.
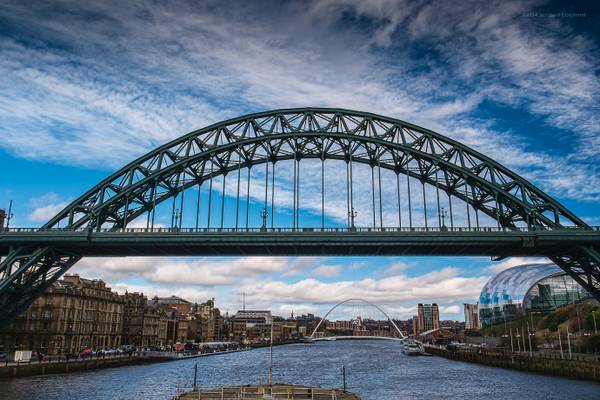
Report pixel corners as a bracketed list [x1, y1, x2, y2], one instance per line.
[1, 340, 598, 399]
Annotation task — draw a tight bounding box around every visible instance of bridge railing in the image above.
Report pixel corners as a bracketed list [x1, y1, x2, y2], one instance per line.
[1, 226, 599, 233]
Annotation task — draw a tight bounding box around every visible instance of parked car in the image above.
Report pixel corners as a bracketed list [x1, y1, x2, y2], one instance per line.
[0, 352, 7, 361]
[79, 347, 94, 357]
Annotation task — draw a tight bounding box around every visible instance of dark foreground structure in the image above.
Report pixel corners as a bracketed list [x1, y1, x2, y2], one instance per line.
[175, 385, 361, 400]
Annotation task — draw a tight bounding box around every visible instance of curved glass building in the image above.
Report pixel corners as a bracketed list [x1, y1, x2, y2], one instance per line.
[478, 263, 590, 327]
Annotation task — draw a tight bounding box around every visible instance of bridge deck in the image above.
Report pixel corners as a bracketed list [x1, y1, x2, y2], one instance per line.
[1, 228, 598, 257]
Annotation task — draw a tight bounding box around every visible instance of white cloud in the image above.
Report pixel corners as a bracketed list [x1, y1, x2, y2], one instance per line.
[27, 193, 69, 223]
[313, 265, 342, 277]
[381, 262, 410, 277]
[241, 267, 488, 308]
[487, 256, 550, 274]
[28, 203, 68, 223]
[439, 305, 461, 314]
[73, 256, 318, 286]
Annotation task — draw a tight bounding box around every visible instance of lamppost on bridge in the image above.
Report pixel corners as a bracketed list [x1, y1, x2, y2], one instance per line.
[2, 200, 13, 231]
[440, 207, 448, 231]
[261, 208, 269, 232]
[348, 208, 357, 231]
[172, 208, 181, 230]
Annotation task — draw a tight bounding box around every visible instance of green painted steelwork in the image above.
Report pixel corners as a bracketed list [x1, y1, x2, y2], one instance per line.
[0, 108, 598, 327]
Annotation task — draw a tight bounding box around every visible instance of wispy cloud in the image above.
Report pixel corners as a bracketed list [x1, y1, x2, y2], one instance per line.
[73, 256, 319, 286]
[240, 267, 488, 307]
[27, 192, 69, 223]
[0, 0, 597, 203]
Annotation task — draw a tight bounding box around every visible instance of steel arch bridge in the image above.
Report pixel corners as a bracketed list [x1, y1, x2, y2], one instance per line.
[1, 107, 599, 326]
[309, 298, 405, 339]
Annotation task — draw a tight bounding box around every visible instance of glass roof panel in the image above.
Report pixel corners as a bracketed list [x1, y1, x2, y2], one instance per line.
[478, 263, 562, 310]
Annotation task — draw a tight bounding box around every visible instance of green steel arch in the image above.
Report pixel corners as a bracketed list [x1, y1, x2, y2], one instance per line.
[0, 107, 598, 326]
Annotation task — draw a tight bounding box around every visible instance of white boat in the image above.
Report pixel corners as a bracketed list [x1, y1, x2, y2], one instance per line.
[401, 339, 425, 356]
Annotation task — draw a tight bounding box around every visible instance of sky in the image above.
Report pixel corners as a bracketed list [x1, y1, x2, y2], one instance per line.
[0, 0, 599, 321]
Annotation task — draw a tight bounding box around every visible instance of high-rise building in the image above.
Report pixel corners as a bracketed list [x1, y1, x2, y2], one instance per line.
[463, 303, 480, 330]
[416, 303, 440, 334]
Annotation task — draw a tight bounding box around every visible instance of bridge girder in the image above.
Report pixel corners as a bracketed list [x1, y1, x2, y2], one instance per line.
[0, 108, 598, 327]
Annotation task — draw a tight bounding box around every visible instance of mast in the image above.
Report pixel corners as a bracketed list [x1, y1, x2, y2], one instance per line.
[268, 321, 274, 387]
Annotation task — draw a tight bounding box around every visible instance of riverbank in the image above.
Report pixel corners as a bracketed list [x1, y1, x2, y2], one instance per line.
[0, 348, 250, 380]
[0, 354, 162, 379]
[425, 345, 600, 382]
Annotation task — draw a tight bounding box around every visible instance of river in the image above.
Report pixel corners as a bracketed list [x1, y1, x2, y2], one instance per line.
[1, 340, 598, 399]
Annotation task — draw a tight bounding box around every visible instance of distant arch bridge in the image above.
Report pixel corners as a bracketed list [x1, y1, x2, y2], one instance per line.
[0, 107, 599, 326]
[309, 298, 405, 339]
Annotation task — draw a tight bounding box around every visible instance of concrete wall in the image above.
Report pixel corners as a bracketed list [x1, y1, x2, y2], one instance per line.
[425, 346, 600, 382]
[0, 356, 159, 379]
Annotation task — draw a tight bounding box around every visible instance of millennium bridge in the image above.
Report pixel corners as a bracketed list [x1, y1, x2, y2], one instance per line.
[309, 298, 405, 341]
[1, 108, 599, 326]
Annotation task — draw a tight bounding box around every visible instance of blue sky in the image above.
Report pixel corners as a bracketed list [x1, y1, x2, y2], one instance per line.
[0, 0, 599, 321]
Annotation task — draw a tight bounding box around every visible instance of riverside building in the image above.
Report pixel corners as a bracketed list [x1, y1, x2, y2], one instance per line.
[0, 274, 124, 355]
[478, 263, 591, 327]
[122, 292, 169, 348]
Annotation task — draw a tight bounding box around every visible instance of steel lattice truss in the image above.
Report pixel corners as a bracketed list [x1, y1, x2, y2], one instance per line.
[1, 108, 598, 326]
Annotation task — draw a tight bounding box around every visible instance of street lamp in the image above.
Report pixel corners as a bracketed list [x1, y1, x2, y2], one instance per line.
[172, 208, 182, 230]
[440, 207, 448, 231]
[593, 310, 598, 335]
[260, 209, 269, 231]
[3, 200, 13, 231]
[348, 208, 357, 231]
